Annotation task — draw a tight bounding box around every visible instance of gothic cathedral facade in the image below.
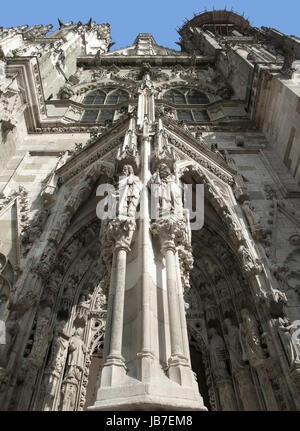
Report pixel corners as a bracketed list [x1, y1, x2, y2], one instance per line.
[0, 10, 300, 411]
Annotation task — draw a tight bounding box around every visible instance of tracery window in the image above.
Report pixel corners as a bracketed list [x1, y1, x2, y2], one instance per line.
[177, 110, 210, 122]
[163, 88, 209, 105]
[163, 88, 210, 122]
[81, 88, 129, 123]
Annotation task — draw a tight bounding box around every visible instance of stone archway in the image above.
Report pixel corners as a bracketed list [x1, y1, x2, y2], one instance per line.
[31, 219, 107, 412]
[185, 219, 283, 411]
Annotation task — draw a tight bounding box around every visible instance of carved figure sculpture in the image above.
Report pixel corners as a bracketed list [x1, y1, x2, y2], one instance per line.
[117, 164, 141, 218]
[239, 309, 265, 367]
[150, 163, 182, 218]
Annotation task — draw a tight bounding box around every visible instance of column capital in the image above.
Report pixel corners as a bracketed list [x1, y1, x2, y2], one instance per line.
[108, 217, 136, 251]
[151, 216, 188, 251]
[160, 239, 177, 255]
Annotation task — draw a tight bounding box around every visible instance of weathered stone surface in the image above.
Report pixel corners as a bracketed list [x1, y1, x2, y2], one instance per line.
[0, 10, 300, 411]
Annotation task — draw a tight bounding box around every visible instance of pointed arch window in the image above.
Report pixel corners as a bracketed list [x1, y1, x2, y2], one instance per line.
[83, 90, 106, 105]
[163, 88, 209, 105]
[163, 88, 210, 122]
[81, 88, 129, 123]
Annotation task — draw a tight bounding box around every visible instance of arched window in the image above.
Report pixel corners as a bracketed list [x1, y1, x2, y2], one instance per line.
[163, 89, 186, 105]
[187, 89, 209, 105]
[163, 88, 210, 122]
[163, 88, 209, 105]
[83, 90, 106, 105]
[81, 88, 129, 123]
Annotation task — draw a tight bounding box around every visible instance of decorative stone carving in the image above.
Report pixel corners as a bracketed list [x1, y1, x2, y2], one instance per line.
[275, 317, 300, 369]
[224, 318, 246, 373]
[116, 164, 141, 218]
[58, 84, 74, 100]
[66, 175, 94, 214]
[35, 242, 57, 279]
[152, 123, 177, 169]
[28, 305, 52, 367]
[64, 327, 86, 381]
[46, 319, 69, 374]
[117, 117, 139, 167]
[239, 309, 265, 368]
[48, 210, 72, 245]
[61, 327, 86, 411]
[150, 163, 183, 219]
[59, 275, 78, 318]
[208, 327, 237, 411]
[237, 245, 261, 277]
[242, 201, 264, 240]
[22, 208, 50, 246]
[1, 15, 300, 412]
[208, 328, 230, 381]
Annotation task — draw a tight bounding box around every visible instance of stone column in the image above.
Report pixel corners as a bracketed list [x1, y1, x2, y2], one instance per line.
[175, 251, 191, 364]
[162, 240, 184, 358]
[100, 231, 132, 387]
[152, 218, 198, 389]
[136, 132, 155, 382]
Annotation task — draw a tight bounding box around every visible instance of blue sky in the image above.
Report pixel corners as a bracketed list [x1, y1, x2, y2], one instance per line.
[1, 0, 300, 50]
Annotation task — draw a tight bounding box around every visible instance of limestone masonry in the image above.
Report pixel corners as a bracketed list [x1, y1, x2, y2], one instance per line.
[0, 10, 300, 410]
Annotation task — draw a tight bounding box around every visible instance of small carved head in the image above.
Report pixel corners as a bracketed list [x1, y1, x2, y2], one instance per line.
[158, 163, 171, 179]
[75, 326, 84, 337]
[122, 164, 134, 176]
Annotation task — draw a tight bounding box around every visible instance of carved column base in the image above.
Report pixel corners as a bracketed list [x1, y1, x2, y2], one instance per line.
[167, 355, 197, 387]
[136, 351, 155, 383]
[100, 355, 127, 387]
[88, 380, 207, 411]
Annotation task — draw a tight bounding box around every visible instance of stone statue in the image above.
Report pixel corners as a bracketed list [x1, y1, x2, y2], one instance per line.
[208, 327, 238, 411]
[150, 163, 183, 218]
[60, 277, 76, 317]
[117, 164, 141, 218]
[242, 201, 262, 239]
[238, 245, 260, 276]
[64, 327, 86, 382]
[28, 208, 50, 241]
[275, 317, 300, 368]
[37, 243, 57, 277]
[224, 318, 261, 410]
[46, 319, 68, 374]
[39, 319, 69, 411]
[67, 176, 94, 214]
[29, 305, 53, 367]
[208, 328, 229, 381]
[239, 309, 265, 368]
[224, 318, 245, 373]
